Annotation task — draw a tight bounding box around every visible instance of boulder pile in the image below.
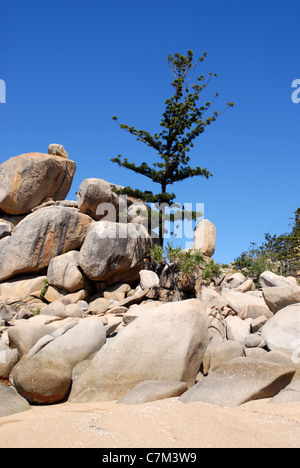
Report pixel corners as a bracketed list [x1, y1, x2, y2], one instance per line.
[0, 146, 300, 417]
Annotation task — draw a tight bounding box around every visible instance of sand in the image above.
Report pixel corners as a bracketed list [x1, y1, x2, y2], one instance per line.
[0, 398, 299, 448]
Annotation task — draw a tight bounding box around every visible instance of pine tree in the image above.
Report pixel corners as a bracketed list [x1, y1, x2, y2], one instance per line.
[111, 50, 234, 246]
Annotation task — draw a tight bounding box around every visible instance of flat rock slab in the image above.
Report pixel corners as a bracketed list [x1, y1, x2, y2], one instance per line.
[117, 380, 188, 405]
[180, 357, 295, 407]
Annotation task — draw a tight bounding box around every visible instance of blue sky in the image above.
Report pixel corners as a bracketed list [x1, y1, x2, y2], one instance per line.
[0, 0, 299, 264]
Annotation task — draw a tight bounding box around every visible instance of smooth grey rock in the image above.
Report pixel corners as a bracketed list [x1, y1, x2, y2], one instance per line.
[180, 357, 295, 407]
[224, 290, 266, 315]
[0, 383, 31, 418]
[40, 301, 67, 318]
[261, 304, 300, 352]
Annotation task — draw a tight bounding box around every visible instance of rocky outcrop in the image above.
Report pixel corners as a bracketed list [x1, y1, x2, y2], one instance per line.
[0, 152, 75, 215]
[0, 146, 299, 418]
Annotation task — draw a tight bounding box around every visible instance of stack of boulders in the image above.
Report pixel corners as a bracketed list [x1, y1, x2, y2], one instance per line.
[0, 146, 300, 418]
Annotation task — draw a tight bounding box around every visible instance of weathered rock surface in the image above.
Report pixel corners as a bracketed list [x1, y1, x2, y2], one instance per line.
[79, 221, 151, 284]
[0, 207, 92, 282]
[180, 357, 295, 407]
[76, 178, 123, 221]
[0, 219, 13, 240]
[117, 380, 188, 405]
[0, 153, 76, 215]
[70, 299, 209, 402]
[0, 383, 31, 417]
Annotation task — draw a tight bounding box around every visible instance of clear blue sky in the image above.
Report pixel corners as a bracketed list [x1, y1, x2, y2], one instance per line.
[0, 0, 299, 264]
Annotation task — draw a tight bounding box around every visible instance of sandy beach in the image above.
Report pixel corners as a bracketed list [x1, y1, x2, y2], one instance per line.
[0, 398, 299, 449]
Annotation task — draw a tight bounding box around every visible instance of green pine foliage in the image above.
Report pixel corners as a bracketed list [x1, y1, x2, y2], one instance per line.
[111, 50, 234, 245]
[234, 208, 300, 278]
[148, 242, 221, 281]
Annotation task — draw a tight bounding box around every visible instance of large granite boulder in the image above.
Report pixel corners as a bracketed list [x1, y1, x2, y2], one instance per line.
[0, 207, 92, 282]
[0, 152, 76, 215]
[12, 318, 106, 404]
[76, 178, 148, 227]
[259, 271, 297, 288]
[70, 299, 209, 402]
[78, 221, 151, 284]
[260, 303, 300, 353]
[76, 178, 123, 221]
[193, 219, 216, 257]
[262, 286, 300, 313]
